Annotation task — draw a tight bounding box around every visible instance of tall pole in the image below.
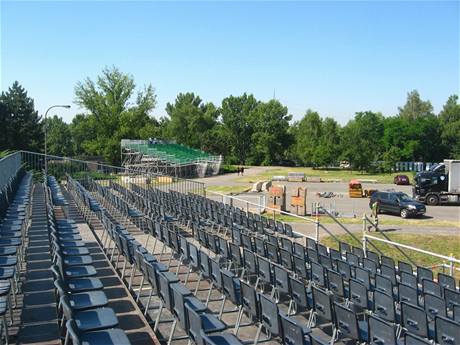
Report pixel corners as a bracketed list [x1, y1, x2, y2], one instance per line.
[44, 105, 71, 177]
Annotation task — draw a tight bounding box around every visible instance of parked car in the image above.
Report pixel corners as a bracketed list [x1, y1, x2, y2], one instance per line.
[369, 191, 426, 218]
[394, 174, 410, 185]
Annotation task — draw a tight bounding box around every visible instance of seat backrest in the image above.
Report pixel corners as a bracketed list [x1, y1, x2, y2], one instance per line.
[398, 283, 418, 305]
[349, 278, 368, 309]
[311, 261, 326, 287]
[444, 287, 460, 310]
[329, 248, 342, 262]
[293, 243, 306, 258]
[185, 304, 204, 345]
[317, 243, 328, 257]
[354, 266, 371, 290]
[435, 315, 460, 345]
[189, 243, 199, 269]
[199, 250, 211, 278]
[243, 248, 258, 275]
[241, 233, 253, 251]
[346, 252, 360, 267]
[307, 248, 319, 264]
[229, 243, 242, 267]
[293, 254, 308, 279]
[319, 254, 332, 270]
[339, 242, 351, 256]
[417, 266, 433, 283]
[333, 302, 361, 341]
[398, 260, 413, 275]
[336, 259, 352, 281]
[401, 271, 418, 290]
[373, 290, 396, 323]
[279, 248, 293, 271]
[306, 238, 317, 250]
[240, 280, 259, 320]
[327, 269, 345, 298]
[401, 301, 428, 338]
[257, 256, 272, 285]
[381, 264, 397, 285]
[438, 272, 456, 290]
[280, 313, 307, 345]
[362, 258, 377, 277]
[289, 276, 309, 310]
[424, 292, 446, 320]
[312, 286, 333, 323]
[259, 293, 280, 336]
[422, 279, 442, 297]
[375, 274, 393, 295]
[254, 237, 266, 256]
[220, 268, 241, 305]
[368, 314, 397, 345]
[273, 265, 290, 296]
[266, 242, 279, 263]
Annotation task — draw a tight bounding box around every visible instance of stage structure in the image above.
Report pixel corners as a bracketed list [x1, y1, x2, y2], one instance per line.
[121, 139, 223, 178]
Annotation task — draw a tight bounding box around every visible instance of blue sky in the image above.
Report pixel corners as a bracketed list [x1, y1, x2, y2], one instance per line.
[1, 1, 459, 124]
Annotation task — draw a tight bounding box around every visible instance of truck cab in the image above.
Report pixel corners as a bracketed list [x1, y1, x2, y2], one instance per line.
[413, 159, 460, 205]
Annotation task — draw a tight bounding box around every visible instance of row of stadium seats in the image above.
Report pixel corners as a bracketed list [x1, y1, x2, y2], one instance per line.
[69, 176, 460, 345]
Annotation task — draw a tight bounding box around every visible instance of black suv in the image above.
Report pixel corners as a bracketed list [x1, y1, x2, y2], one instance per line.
[369, 191, 426, 218]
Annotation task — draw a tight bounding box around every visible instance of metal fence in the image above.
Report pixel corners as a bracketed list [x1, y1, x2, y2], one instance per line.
[1, 150, 205, 196]
[0, 151, 22, 191]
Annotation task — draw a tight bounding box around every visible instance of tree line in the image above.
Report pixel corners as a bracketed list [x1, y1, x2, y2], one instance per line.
[1, 66, 459, 171]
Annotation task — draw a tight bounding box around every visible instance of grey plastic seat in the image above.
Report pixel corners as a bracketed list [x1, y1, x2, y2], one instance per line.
[65, 320, 131, 345]
[293, 254, 308, 279]
[255, 294, 280, 343]
[401, 301, 430, 339]
[438, 273, 456, 290]
[417, 267, 433, 283]
[279, 312, 311, 345]
[398, 283, 418, 305]
[333, 302, 368, 343]
[435, 315, 460, 345]
[186, 304, 226, 345]
[368, 315, 398, 345]
[424, 292, 446, 320]
[373, 290, 397, 323]
[61, 296, 118, 333]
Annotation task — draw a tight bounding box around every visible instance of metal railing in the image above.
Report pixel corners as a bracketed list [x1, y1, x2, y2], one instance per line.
[1, 150, 205, 196]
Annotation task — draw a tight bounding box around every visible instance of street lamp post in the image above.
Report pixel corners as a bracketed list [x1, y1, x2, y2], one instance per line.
[44, 105, 71, 176]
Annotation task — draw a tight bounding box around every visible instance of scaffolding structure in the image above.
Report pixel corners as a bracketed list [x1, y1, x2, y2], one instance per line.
[120, 139, 223, 178]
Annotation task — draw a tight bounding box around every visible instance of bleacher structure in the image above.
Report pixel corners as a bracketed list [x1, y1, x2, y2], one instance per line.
[121, 139, 223, 178]
[0, 150, 459, 345]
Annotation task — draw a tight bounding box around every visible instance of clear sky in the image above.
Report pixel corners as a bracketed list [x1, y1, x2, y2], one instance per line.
[1, 1, 459, 124]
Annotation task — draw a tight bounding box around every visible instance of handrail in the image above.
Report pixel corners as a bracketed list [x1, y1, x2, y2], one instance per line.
[363, 213, 417, 266]
[363, 234, 460, 264]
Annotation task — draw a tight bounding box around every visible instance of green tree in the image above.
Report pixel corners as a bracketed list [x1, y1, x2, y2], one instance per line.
[313, 117, 341, 167]
[165, 93, 218, 149]
[44, 115, 74, 156]
[341, 111, 384, 171]
[0, 81, 43, 151]
[248, 99, 293, 165]
[74, 66, 157, 164]
[220, 94, 259, 164]
[398, 90, 434, 119]
[439, 95, 460, 158]
[290, 110, 323, 166]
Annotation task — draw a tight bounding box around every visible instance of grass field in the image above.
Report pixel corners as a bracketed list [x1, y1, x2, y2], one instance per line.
[236, 167, 413, 184]
[321, 233, 460, 278]
[206, 184, 251, 194]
